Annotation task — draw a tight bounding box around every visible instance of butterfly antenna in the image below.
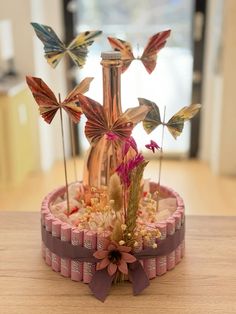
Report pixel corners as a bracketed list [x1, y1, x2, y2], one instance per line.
[158, 106, 166, 190]
[59, 93, 70, 214]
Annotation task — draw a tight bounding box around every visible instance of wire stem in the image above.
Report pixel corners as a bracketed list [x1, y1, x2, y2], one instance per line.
[69, 118, 78, 182]
[158, 106, 166, 189]
[59, 94, 70, 214]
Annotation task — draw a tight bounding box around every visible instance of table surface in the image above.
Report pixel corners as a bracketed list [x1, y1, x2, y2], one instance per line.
[0, 212, 236, 314]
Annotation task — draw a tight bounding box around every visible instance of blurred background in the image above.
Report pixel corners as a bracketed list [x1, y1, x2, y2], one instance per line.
[0, 0, 235, 215]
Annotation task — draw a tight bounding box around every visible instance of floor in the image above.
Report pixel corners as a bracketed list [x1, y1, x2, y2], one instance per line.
[0, 158, 236, 215]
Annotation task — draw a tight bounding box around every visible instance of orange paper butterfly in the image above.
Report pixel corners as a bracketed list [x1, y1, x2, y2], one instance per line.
[108, 30, 171, 74]
[26, 76, 93, 124]
[77, 94, 151, 144]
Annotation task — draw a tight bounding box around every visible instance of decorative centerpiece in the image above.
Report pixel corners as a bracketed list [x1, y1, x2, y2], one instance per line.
[26, 23, 200, 302]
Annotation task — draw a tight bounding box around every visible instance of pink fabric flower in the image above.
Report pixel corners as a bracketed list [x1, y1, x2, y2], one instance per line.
[93, 240, 136, 276]
[145, 140, 160, 153]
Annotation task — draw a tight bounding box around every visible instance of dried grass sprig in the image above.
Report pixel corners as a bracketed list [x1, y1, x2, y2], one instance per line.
[124, 160, 148, 246]
[111, 220, 123, 243]
[108, 173, 123, 212]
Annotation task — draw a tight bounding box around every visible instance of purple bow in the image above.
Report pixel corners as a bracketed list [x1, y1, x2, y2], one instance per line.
[89, 261, 149, 302]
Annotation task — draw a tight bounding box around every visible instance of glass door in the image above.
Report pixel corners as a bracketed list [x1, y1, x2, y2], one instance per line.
[75, 0, 194, 156]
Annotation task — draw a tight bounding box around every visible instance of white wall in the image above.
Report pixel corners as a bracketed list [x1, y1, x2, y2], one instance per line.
[0, 0, 70, 171]
[200, 0, 236, 175]
[0, 0, 34, 75]
[31, 0, 70, 171]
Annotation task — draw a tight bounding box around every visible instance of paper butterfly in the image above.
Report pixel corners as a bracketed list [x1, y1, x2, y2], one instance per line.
[107, 30, 171, 74]
[31, 22, 102, 68]
[77, 94, 151, 144]
[138, 98, 201, 139]
[26, 76, 93, 124]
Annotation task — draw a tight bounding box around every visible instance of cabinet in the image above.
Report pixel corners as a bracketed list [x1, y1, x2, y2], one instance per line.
[0, 78, 40, 185]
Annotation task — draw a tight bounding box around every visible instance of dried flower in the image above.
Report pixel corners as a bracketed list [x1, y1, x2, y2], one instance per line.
[121, 224, 127, 231]
[94, 241, 136, 276]
[122, 136, 138, 157]
[116, 153, 145, 188]
[119, 240, 125, 245]
[145, 140, 160, 153]
[133, 241, 139, 247]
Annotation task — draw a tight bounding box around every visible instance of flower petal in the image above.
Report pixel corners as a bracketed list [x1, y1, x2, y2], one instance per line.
[119, 245, 131, 253]
[118, 260, 128, 275]
[93, 250, 108, 259]
[107, 263, 117, 276]
[121, 252, 136, 263]
[96, 257, 110, 270]
[108, 243, 117, 251]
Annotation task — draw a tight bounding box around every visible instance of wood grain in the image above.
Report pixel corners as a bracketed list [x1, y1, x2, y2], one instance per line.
[0, 213, 236, 314]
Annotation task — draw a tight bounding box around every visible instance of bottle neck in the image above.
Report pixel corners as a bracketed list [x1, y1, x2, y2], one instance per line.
[101, 58, 122, 126]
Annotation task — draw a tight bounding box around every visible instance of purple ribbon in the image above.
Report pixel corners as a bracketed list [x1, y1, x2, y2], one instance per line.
[41, 221, 185, 301]
[88, 261, 149, 302]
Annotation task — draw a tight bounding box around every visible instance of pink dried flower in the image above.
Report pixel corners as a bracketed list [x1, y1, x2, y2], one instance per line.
[127, 153, 145, 170]
[122, 136, 138, 157]
[116, 162, 130, 187]
[116, 153, 145, 188]
[93, 240, 136, 276]
[145, 140, 160, 153]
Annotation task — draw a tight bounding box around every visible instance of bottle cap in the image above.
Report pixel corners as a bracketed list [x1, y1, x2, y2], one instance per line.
[101, 51, 121, 60]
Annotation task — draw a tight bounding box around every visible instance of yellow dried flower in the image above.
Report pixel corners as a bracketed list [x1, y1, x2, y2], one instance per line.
[152, 243, 158, 249]
[144, 235, 150, 242]
[133, 241, 139, 247]
[119, 240, 125, 246]
[140, 229, 147, 236]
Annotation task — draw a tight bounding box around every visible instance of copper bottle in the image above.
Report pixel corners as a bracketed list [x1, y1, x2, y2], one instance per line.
[83, 51, 124, 188]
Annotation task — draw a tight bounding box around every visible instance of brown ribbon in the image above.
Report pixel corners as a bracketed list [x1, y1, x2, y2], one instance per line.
[41, 221, 185, 301]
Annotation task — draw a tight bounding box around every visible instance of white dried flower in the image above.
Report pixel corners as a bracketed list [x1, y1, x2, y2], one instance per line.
[121, 224, 127, 231]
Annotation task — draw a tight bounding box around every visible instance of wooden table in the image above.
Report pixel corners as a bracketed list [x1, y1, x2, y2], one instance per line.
[0, 212, 236, 314]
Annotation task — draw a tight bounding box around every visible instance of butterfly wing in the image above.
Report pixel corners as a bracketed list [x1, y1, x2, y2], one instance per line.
[62, 77, 94, 123]
[138, 98, 162, 134]
[109, 104, 151, 142]
[62, 103, 82, 124]
[31, 22, 66, 68]
[26, 76, 59, 123]
[141, 30, 171, 74]
[122, 104, 151, 126]
[107, 37, 134, 73]
[67, 30, 102, 68]
[166, 104, 201, 139]
[64, 77, 94, 102]
[110, 118, 133, 141]
[77, 94, 108, 143]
